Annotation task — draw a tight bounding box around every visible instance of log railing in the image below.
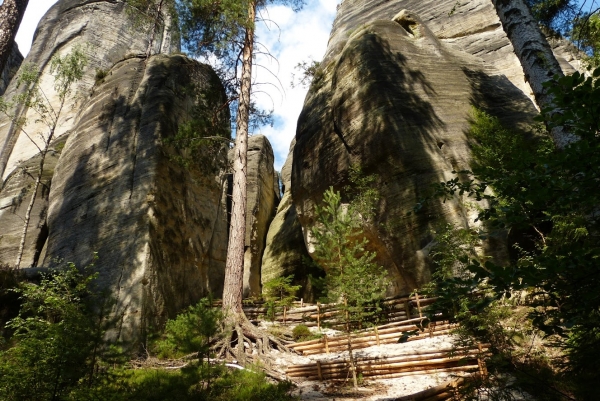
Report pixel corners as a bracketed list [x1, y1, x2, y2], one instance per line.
[285, 345, 490, 381]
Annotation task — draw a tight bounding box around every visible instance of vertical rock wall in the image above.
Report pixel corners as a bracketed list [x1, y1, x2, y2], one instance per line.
[0, 41, 22, 95]
[261, 139, 321, 302]
[230, 134, 280, 298]
[45, 55, 230, 345]
[289, 1, 555, 295]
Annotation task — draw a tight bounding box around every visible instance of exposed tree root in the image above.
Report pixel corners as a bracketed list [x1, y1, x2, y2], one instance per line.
[213, 313, 292, 379]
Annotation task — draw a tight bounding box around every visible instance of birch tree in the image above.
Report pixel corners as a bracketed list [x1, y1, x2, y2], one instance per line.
[0, 48, 87, 268]
[492, 0, 578, 148]
[0, 0, 28, 75]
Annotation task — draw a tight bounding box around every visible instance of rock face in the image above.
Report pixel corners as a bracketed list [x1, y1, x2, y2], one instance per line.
[0, 41, 22, 95]
[45, 54, 230, 345]
[261, 139, 320, 301]
[0, 0, 171, 182]
[230, 134, 280, 298]
[289, 0, 578, 296]
[0, 0, 177, 270]
[0, 136, 66, 268]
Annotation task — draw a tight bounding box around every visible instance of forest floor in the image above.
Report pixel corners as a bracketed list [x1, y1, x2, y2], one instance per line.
[262, 321, 467, 400]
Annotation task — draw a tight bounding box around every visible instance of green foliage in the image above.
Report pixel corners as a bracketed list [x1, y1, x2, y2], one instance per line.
[154, 298, 222, 361]
[311, 187, 389, 329]
[573, 13, 600, 67]
[0, 261, 111, 400]
[95, 68, 108, 84]
[78, 364, 297, 401]
[291, 324, 311, 341]
[0, 264, 23, 343]
[290, 59, 321, 89]
[262, 275, 301, 321]
[424, 68, 600, 398]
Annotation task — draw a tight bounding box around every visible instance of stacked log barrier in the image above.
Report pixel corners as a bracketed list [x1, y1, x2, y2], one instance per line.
[289, 318, 457, 356]
[285, 346, 489, 381]
[213, 294, 438, 327]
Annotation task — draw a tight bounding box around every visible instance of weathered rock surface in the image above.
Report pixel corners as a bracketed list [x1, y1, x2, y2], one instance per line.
[45, 55, 230, 345]
[0, 136, 66, 268]
[261, 139, 320, 302]
[230, 134, 280, 298]
[0, 0, 170, 181]
[0, 41, 22, 95]
[291, 3, 548, 295]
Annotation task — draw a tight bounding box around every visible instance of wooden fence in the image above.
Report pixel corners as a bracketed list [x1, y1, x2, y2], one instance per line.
[289, 317, 457, 356]
[214, 293, 438, 328]
[285, 345, 489, 381]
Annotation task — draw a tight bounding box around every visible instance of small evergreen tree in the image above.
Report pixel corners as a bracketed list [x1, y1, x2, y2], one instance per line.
[311, 186, 389, 388]
[262, 275, 300, 322]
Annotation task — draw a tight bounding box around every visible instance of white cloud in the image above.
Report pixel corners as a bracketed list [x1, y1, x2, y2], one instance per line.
[254, 0, 336, 170]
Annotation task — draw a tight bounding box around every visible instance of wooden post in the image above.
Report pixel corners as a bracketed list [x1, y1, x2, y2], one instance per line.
[317, 360, 323, 381]
[283, 306, 287, 326]
[317, 302, 321, 329]
[478, 342, 488, 378]
[300, 298, 304, 308]
[325, 334, 330, 354]
[415, 292, 423, 319]
[404, 299, 411, 320]
[375, 326, 381, 346]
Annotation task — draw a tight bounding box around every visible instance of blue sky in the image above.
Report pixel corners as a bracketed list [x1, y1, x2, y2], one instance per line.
[14, 0, 338, 170]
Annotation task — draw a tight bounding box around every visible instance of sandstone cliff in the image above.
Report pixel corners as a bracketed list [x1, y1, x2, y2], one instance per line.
[0, 0, 162, 181]
[45, 54, 230, 344]
[288, 0, 578, 295]
[261, 139, 321, 302]
[0, 41, 22, 95]
[230, 134, 280, 298]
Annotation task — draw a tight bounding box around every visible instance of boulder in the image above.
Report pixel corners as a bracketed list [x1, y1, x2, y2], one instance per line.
[44, 54, 230, 345]
[291, 5, 542, 295]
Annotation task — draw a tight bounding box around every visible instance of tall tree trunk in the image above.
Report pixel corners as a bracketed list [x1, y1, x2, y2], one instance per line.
[492, 0, 577, 148]
[222, 0, 256, 316]
[0, 0, 28, 75]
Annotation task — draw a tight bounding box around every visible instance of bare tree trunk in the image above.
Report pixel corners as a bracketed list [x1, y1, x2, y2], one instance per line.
[222, 0, 256, 316]
[0, 0, 28, 75]
[344, 298, 358, 388]
[145, 0, 164, 58]
[492, 0, 577, 148]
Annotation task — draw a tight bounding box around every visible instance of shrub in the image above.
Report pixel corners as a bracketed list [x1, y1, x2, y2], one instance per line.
[292, 324, 312, 341]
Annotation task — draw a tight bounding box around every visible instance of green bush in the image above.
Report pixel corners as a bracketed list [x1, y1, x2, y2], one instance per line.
[291, 324, 312, 341]
[0, 262, 110, 400]
[153, 298, 222, 361]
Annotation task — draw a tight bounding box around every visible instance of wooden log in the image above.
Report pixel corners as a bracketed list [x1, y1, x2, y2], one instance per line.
[293, 324, 457, 354]
[317, 360, 323, 381]
[396, 378, 465, 401]
[302, 364, 479, 381]
[286, 351, 488, 375]
[422, 390, 453, 401]
[317, 302, 321, 329]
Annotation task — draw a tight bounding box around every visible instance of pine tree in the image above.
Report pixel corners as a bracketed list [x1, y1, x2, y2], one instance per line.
[311, 186, 389, 388]
[0, 0, 28, 76]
